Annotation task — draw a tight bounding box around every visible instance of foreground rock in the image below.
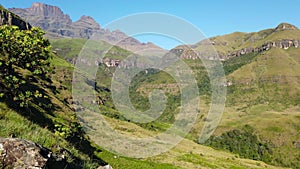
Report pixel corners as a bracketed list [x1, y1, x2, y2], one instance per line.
[98, 164, 113, 169]
[0, 138, 51, 169]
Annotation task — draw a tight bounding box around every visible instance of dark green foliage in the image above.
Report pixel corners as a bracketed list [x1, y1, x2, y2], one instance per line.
[222, 52, 258, 75]
[204, 125, 273, 163]
[129, 69, 180, 126]
[0, 25, 52, 107]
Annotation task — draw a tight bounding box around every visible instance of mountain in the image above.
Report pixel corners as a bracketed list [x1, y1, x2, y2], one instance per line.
[9, 2, 165, 54]
[171, 23, 300, 107]
[0, 6, 287, 168]
[2, 3, 300, 168]
[172, 23, 300, 60]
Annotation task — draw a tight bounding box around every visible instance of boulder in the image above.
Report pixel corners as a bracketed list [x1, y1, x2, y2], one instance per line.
[98, 164, 113, 169]
[0, 138, 51, 169]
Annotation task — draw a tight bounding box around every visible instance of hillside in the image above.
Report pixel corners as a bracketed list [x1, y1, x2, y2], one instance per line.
[50, 34, 300, 168]
[0, 34, 285, 169]
[0, 7, 289, 168]
[122, 23, 300, 168]
[1, 3, 300, 169]
[173, 23, 300, 60]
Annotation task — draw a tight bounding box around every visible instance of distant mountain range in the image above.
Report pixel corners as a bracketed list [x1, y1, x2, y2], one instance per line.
[9, 2, 165, 54]
[9, 2, 300, 61]
[7, 2, 300, 63]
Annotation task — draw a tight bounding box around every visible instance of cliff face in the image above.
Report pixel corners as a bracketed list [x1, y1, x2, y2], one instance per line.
[0, 6, 31, 30]
[228, 39, 299, 57]
[9, 3, 72, 32]
[9, 3, 165, 54]
[29, 2, 68, 17]
[173, 39, 300, 60]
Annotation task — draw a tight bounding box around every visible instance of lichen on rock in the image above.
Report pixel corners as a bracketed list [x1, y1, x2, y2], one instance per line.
[0, 138, 51, 169]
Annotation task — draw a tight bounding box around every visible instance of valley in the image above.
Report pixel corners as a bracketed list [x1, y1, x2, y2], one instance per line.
[0, 2, 299, 169]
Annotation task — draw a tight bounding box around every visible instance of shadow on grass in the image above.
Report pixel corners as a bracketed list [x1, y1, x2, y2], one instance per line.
[1, 75, 107, 168]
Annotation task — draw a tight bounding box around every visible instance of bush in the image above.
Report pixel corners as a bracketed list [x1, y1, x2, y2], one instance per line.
[204, 125, 273, 163]
[0, 25, 51, 107]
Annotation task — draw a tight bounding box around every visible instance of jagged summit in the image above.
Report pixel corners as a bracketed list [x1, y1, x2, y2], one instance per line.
[77, 15, 97, 22]
[9, 2, 165, 54]
[73, 15, 101, 30]
[30, 2, 64, 17]
[274, 22, 298, 31]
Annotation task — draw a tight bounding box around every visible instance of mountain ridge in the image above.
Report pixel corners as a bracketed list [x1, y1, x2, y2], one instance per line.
[172, 22, 300, 60]
[9, 2, 165, 54]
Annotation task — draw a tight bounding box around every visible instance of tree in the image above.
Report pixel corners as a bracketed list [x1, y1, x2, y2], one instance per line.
[0, 25, 52, 107]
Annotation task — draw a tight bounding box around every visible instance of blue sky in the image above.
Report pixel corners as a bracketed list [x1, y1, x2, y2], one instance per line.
[1, 0, 300, 49]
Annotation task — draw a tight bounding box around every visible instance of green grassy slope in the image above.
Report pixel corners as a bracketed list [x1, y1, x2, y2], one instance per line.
[48, 37, 291, 168]
[227, 47, 300, 108]
[0, 53, 189, 169]
[113, 43, 300, 168]
[0, 53, 104, 168]
[220, 45, 300, 168]
[161, 46, 299, 167]
[40, 22, 300, 168]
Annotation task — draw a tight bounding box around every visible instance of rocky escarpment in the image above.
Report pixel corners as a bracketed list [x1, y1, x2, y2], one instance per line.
[0, 6, 31, 30]
[173, 39, 300, 60]
[227, 39, 299, 58]
[9, 3, 165, 54]
[172, 23, 300, 60]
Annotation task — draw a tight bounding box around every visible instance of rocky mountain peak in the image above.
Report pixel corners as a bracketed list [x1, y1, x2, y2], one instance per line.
[275, 22, 298, 31]
[9, 2, 72, 29]
[79, 15, 94, 21]
[30, 2, 64, 17]
[74, 15, 100, 29]
[9, 3, 165, 54]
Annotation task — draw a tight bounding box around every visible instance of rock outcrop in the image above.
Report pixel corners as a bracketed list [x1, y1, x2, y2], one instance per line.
[0, 6, 31, 30]
[274, 22, 298, 32]
[228, 39, 299, 58]
[174, 38, 300, 60]
[97, 164, 113, 169]
[0, 138, 51, 169]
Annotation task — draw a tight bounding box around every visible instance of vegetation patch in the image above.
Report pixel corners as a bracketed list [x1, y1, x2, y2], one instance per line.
[204, 125, 273, 163]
